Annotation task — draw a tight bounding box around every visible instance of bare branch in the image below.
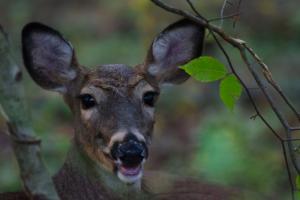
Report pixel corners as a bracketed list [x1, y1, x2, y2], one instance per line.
[150, 0, 245, 49]
[244, 45, 300, 121]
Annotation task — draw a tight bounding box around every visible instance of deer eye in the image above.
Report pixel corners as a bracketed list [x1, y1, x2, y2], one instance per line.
[143, 91, 159, 107]
[79, 94, 96, 109]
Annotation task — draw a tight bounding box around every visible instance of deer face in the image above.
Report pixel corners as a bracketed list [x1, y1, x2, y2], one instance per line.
[74, 65, 157, 183]
[21, 19, 205, 184]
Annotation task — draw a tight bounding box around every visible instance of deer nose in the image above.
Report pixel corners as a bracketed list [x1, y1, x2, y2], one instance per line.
[111, 139, 148, 167]
[119, 140, 145, 166]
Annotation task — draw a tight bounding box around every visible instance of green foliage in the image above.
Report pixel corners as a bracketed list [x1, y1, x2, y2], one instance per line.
[191, 111, 284, 196]
[181, 56, 243, 110]
[296, 191, 300, 200]
[296, 175, 300, 190]
[77, 34, 143, 67]
[219, 75, 243, 110]
[0, 157, 21, 190]
[181, 56, 227, 82]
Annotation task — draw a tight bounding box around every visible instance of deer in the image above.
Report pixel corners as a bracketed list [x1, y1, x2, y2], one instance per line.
[0, 19, 240, 200]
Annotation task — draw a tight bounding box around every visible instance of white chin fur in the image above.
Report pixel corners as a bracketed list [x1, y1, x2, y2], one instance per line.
[117, 169, 143, 184]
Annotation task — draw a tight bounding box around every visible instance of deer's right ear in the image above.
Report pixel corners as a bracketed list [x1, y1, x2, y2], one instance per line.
[22, 22, 78, 93]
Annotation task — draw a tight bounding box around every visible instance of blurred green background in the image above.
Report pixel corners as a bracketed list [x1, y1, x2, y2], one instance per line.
[0, 0, 300, 199]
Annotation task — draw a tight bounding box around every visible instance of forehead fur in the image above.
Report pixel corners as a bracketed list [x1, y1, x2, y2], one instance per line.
[85, 64, 144, 88]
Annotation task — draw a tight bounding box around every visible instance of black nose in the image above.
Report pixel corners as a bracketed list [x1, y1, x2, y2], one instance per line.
[119, 140, 145, 166]
[111, 139, 147, 167]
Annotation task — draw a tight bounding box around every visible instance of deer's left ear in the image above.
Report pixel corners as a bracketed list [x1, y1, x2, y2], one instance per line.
[143, 19, 205, 84]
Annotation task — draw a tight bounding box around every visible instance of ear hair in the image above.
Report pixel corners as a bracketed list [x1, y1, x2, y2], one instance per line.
[22, 22, 78, 93]
[143, 18, 205, 85]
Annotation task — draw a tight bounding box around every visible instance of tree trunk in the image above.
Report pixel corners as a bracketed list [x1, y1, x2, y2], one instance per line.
[0, 25, 59, 200]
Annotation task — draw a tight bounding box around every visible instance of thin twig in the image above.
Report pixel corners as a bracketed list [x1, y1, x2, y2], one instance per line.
[233, 0, 242, 28]
[220, 0, 228, 28]
[244, 45, 300, 122]
[151, 0, 247, 49]
[208, 13, 240, 23]
[239, 47, 292, 132]
[282, 142, 295, 199]
[186, 0, 207, 22]
[291, 127, 300, 131]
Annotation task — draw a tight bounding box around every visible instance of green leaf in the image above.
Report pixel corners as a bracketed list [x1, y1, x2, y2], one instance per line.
[181, 56, 227, 82]
[219, 75, 243, 110]
[296, 175, 300, 190]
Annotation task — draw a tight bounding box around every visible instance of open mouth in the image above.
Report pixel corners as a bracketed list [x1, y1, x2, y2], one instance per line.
[116, 163, 143, 184]
[119, 164, 142, 177]
[109, 134, 148, 183]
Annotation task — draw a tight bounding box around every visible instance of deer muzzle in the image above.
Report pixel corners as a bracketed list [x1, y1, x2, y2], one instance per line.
[110, 134, 148, 183]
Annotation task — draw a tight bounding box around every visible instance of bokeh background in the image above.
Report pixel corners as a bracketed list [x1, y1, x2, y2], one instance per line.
[0, 0, 300, 199]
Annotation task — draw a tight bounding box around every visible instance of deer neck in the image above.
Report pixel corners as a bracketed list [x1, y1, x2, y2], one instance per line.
[54, 139, 145, 199]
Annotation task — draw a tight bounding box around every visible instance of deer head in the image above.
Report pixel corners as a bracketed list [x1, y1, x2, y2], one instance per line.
[21, 19, 205, 185]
